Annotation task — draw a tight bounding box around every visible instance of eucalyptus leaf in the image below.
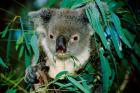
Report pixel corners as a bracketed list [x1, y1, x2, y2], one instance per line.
[0, 57, 8, 69]
[79, 76, 90, 92]
[5, 88, 16, 93]
[67, 76, 90, 93]
[25, 50, 31, 68]
[30, 34, 39, 64]
[100, 48, 112, 93]
[106, 25, 123, 58]
[19, 17, 31, 56]
[130, 54, 140, 74]
[85, 62, 95, 73]
[55, 71, 68, 79]
[111, 13, 131, 48]
[1, 23, 10, 38]
[18, 45, 24, 59]
[16, 34, 24, 51]
[86, 6, 109, 50]
[95, 0, 107, 26]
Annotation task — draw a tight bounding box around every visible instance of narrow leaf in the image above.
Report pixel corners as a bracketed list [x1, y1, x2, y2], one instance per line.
[130, 54, 140, 74]
[6, 30, 12, 62]
[55, 71, 68, 79]
[5, 88, 16, 93]
[16, 34, 24, 50]
[86, 7, 109, 50]
[0, 57, 8, 68]
[25, 50, 31, 68]
[79, 76, 90, 92]
[67, 76, 90, 93]
[111, 13, 131, 48]
[107, 25, 123, 58]
[1, 23, 10, 38]
[19, 17, 31, 55]
[95, 0, 107, 26]
[18, 45, 24, 59]
[30, 34, 39, 64]
[85, 62, 95, 73]
[100, 48, 112, 93]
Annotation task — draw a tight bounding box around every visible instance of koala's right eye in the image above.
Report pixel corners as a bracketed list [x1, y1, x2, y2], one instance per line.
[49, 34, 54, 39]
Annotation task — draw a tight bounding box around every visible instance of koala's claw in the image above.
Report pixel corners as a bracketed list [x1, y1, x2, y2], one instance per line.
[24, 66, 39, 84]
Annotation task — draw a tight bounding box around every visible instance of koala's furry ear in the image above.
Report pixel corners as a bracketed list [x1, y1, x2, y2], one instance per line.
[28, 8, 54, 27]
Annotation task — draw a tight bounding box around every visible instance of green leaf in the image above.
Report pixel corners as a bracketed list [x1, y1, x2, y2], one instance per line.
[79, 76, 90, 92]
[5, 88, 16, 93]
[71, 0, 85, 9]
[1, 23, 11, 38]
[85, 62, 95, 73]
[19, 17, 31, 56]
[130, 54, 140, 74]
[18, 45, 24, 59]
[16, 34, 24, 50]
[95, 0, 107, 26]
[100, 48, 112, 93]
[25, 50, 31, 68]
[122, 28, 135, 44]
[0, 57, 8, 68]
[55, 71, 68, 79]
[61, 83, 73, 89]
[86, 7, 109, 50]
[65, 86, 78, 92]
[30, 34, 39, 64]
[54, 82, 73, 89]
[67, 76, 90, 93]
[6, 30, 12, 62]
[54, 82, 65, 87]
[60, 0, 75, 8]
[107, 25, 123, 58]
[47, 0, 58, 8]
[111, 13, 131, 48]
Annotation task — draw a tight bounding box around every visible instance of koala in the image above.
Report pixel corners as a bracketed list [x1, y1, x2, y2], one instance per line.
[24, 4, 98, 92]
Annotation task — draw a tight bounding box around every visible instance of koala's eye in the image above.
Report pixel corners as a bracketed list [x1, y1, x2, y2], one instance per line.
[49, 34, 54, 39]
[71, 34, 79, 42]
[73, 36, 78, 41]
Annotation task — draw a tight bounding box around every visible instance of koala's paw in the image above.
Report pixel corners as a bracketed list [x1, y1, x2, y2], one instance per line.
[24, 65, 39, 84]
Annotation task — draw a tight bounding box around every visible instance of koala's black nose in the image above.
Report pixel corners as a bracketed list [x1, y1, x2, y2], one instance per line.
[56, 35, 66, 53]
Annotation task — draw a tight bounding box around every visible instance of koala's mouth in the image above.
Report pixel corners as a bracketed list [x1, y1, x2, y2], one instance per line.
[56, 52, 70, 60]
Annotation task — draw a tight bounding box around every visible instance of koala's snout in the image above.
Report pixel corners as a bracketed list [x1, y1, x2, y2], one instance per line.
[56, 35, 66, 53]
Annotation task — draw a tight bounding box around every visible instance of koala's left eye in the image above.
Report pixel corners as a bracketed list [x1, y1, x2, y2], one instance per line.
[71, 34, 79, 42]
[73, 36, 78, 41]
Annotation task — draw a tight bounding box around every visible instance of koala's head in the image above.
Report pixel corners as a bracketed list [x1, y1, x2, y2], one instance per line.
[29, 8, 94, 60]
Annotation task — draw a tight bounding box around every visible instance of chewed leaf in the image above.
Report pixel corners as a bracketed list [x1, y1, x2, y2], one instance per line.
[30, 34, 39, 64]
